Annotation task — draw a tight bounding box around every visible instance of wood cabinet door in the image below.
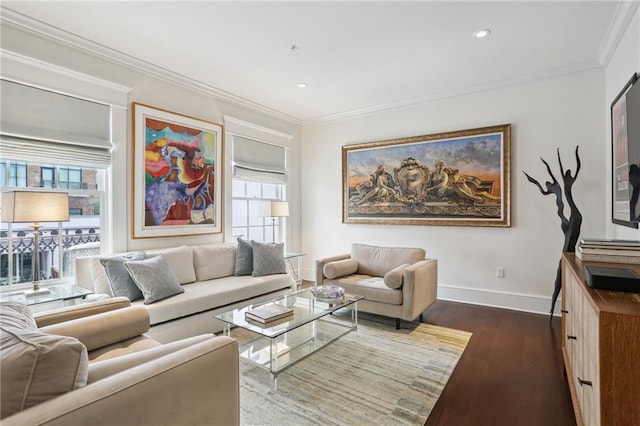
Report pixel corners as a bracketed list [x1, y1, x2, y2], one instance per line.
[581, 300, 600, 426]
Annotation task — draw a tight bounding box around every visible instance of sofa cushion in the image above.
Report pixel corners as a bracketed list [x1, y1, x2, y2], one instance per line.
[124, 255, 184, 305]
[193, 243, 236, 281]
[384, 263, 410, 289]
[0, 301, 38, 331]
[145, 246, 196, 285]
[323, 258, 358, 279]
[351, 243, 425, 278]
[251, 241, 286, 277]
[136, 274, 294, 325]
[0, 303, 88, 419]
[234, 238, 253, 276]
[90, 257, 115, 296]
[324, 275, 403, 305]
[100, 252, 146, 301]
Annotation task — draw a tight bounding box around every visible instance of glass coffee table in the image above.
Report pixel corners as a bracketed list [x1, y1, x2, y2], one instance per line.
[214, 288, 364, 388]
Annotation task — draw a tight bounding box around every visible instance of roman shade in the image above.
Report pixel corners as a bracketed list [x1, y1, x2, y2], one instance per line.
[233, 136, 287, 183]
[0, 80, 112, 167]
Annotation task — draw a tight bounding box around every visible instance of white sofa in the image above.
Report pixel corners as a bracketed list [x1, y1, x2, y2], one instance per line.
[75, 243, 296, 342]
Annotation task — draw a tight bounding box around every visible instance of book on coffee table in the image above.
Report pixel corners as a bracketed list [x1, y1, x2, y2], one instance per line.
[245, 304, 294, 324]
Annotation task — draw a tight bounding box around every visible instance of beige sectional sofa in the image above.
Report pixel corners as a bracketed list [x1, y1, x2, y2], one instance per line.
[1, 298, 239, 425]
[75, 242, 296, 342]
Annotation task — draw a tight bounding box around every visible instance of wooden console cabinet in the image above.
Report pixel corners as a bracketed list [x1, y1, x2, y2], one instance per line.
[561, 253, 640, 426]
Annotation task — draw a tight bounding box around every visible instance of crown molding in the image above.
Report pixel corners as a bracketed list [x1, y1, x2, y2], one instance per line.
[302, 60, 604, 126]
[1, 7, 302, 126]
[597, 1, 639, 68]
[1, 49, 131, 108]
[223, 116, 294, 141]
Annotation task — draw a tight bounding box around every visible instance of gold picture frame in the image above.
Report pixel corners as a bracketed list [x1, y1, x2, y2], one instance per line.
[343, 124, 511, 227]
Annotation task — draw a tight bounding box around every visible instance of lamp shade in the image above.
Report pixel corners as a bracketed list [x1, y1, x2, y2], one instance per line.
[2, 191, 70, 223]
[271, 201, 289, 218]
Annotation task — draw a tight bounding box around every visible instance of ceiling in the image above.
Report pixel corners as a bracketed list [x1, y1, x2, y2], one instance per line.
[0, 1, 627, 125]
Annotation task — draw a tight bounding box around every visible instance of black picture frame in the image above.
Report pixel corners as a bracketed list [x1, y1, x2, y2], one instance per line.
[611, 73, 639, 228]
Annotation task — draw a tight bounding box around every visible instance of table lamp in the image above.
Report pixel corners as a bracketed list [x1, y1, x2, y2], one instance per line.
[2, 190, 69, 296]
[270, 201, 289, 243]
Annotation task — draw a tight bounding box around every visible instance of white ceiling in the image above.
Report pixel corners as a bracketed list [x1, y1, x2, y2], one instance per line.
[0, 1, 627, 125]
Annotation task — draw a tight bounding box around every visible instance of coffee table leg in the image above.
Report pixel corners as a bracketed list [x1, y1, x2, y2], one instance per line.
[353, 302, 359, 330]
[223, 322, 231, 337]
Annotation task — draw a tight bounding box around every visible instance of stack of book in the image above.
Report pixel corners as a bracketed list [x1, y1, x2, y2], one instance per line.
[576, 239, 640, 264]
[245, 303, 294, 324]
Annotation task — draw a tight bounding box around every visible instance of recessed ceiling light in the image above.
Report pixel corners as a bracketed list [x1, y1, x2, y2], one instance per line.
[473, 29, 491, 38]
[297, 82, 308, 88]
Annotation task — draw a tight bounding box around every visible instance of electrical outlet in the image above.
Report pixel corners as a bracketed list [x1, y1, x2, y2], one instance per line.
[496, 267, 505, 278]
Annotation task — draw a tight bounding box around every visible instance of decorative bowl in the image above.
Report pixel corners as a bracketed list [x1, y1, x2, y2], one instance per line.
[311, 285, 345, 301]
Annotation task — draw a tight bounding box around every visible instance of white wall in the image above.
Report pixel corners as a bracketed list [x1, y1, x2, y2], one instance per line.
[1, 22, 303, 254]
[301, 69, 606, 315]
[606, 6, 640, 240]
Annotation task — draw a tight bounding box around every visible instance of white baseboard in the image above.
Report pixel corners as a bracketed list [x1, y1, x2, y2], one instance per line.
[438, 284, 562, 317]
[303, 269, 563, 317]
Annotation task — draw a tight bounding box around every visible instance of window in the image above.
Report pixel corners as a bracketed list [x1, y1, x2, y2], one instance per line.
[59, 167, 82, 189]
[41, 166, 55, 188]
[232, 179, 285, 243]
[1, 80, 112, 289]
[231, 135, 288, 244]
[8, 162, 27, 187]
[0, 161, 104, 287]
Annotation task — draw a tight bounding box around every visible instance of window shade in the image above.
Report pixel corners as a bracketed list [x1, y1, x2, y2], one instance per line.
[233, 136, 287, 184]
[0, 80, 112, 167]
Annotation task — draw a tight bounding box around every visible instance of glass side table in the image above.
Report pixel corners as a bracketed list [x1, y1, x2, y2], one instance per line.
[284, 253, 305, 288]
[0, 284, 93, 307]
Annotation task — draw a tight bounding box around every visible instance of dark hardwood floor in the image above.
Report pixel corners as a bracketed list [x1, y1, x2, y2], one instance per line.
[421, 300, 576, 426]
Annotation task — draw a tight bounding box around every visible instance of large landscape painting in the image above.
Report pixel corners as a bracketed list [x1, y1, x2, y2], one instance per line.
[343, 124, 511, 227]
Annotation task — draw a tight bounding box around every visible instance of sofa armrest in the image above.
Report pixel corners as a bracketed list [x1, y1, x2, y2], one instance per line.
[87, 334, 219, 382]
[315, 254, 351, 285]
[40, 306, 150, 352]
[34, 297, 131, 328]
[2, 336, 240, 426]
[401, 258, 438, 321]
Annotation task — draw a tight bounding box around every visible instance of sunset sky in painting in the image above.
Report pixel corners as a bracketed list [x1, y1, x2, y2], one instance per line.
[347, 133, 504, 195]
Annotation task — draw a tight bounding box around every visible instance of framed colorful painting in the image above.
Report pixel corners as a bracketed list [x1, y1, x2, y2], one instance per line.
[132, 103, 223, 238]
[343, 124, 511, 227]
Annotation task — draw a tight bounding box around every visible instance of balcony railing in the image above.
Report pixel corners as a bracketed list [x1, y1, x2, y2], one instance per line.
[1, 226, 101, 286]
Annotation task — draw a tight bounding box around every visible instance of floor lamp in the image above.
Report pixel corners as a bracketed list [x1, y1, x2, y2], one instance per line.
[2, 190, 70, 296]
[270, 201, 289, 243]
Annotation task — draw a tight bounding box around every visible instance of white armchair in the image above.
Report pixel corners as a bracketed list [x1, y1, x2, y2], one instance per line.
[316, 243, 437, 329]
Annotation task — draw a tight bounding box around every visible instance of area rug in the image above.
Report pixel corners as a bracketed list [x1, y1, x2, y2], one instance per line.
[236, 314, 471, 426]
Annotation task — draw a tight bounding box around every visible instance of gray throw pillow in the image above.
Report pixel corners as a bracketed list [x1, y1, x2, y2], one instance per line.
[251, 241, 286, 277]
[99, 252, 146, 301]
[123, 255, 184, 305]
[234, 237, 253, 276]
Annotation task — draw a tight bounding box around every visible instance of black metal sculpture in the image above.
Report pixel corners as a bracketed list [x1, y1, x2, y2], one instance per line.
[523, 146, 582, 319]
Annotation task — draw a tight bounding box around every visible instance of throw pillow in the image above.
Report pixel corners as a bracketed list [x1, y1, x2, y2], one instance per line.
[234, 237, 253, 276]
[99, 252, 147, 301]
[0, 301, 38, 332]
[89, 257, 114, 297]
[192, 243, 237, 281]
[144, 246, 196, 285]
[384, 263, 410, 289]
[323, 258, 358, 279]
[123, 255, 184, 305]
[251, 241, 286, 277]
[0, 311, 88, 418]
